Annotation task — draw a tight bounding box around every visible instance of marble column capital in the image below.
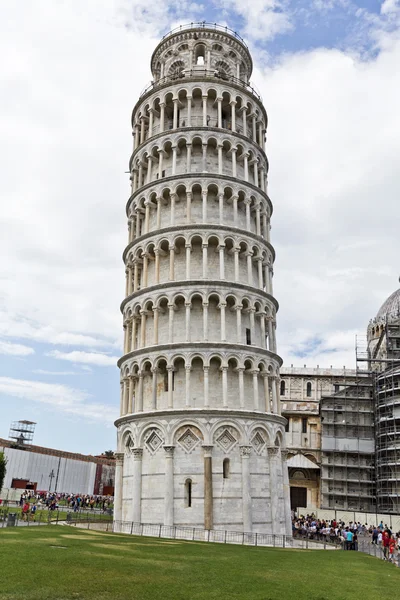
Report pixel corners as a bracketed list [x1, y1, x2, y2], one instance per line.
[240, 445, 252, 458]
[267, 446, 280, 457]
[132, 448, 143, 460]
[163, 445, 175, 457]
[115, 452, 124, 466]
[202, 445, 213, 457]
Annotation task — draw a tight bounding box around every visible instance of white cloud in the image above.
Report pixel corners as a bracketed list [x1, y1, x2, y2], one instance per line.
[381, 0, 400, 16]
[0, 377, 117, 423]
[32, 369, 81, 376]
[0, 340, 34, 357]
[47, 350, 119, 367]
[218, 0, 293, 41]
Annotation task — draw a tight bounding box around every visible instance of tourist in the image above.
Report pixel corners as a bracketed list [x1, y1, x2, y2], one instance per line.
[21, 500, 30, 521]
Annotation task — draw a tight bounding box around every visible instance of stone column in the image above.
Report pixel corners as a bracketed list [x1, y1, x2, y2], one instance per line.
[246, 252, 253, 286]
[185, 244, 191, 279]
[140, 310, 146, 347]
[140, 117, 145, 144]
[137, 374, 144, 412]
[202, 243, 208, 278]
[169, 245, 175, 281]
[252, 113, 257, 141]
[234, 248, 240, 281]
[151, 368, 158, 410]
[218, 192, 224, 223]
[203, 366, 209, 408]
[203, 445, 213, 531]
[172, 146, 177, 176]
[238, 368, 245, 408]
[231, 147, 237, 178]
[236, 304, 242, 343]
[187, 95, 192, 126]
[185, 366, 191, 407]
[131, 318, 137, 352]
[123, 378, 129, 414]
[240, 446, 252, 532]
[219, 244, 225, 280]
[243, 153, 249, 182]
[219, 301, 227, 341]
[217, 143, 223, 174]
[173, 98, 178, 129]
[202, 189, 208, 222]
[202, 143, 207, 172]
[186, 191, 192, 223]
[158, 150, 164, 178]
[271, 376, 278, 414]
[263, 374, 270, 412]
[146, 157, 152, 184]
[128, 376, 134, 414]
[160, 102, 165, 131]
[268, 446, 280, 534]
[185, 302, 191, 342]
[164, 446, 175, 526]
[148, 108, 154, 137]
[281, 449, 292, 536]
[132, 448, 143, 523]
[114, 452, 124, 523]
[127, 265, 133, 295]
[168, 303, 174, 343]
[203, 301, 209, 341]
[257, 258, 263, 289]
[249, 307, 255, 344]
[217, 97, 222, 128]
[186, 143, 192, 172]
[241, 106, 247, 136]
[252, 370, 259, 410]
[202, 95, 208, 126]
[221, 366, 228, 407]
[119, 381, 124, 416]
[244, 198, 251, 230]
[230, 100, 236, 132]
[154, 249, 160, 284]
[167, 367, 174, 408]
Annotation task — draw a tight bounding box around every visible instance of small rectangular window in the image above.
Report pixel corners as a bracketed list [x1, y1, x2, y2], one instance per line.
[334, 384, 339, 393]
[246, 328, 251, 345]
[285, 419, 290, 433]
[302, 418, 307, 434]
[162, 170, 166, 178]
[164, 373, 168, 392]
[172, 371, 175, 391]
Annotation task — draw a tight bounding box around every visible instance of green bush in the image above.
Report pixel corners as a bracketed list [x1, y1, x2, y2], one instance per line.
[0, 452, 7, 496]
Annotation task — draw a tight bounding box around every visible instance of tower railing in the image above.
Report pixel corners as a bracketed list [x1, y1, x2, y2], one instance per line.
[160, 22, 249, 49]
[139, 69, 262, 101]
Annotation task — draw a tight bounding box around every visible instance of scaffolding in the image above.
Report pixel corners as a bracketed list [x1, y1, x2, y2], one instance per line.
[320, 368, 375, 512]
[8, 420, 36, 446]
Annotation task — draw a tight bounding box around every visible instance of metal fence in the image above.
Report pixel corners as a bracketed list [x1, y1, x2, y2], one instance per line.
[99, 521, 339, 550]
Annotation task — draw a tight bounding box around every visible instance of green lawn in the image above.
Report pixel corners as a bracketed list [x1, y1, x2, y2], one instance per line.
[0, 525, 398, 600]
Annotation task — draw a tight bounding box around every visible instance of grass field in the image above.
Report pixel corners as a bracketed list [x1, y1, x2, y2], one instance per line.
[0, 525, 399, 600]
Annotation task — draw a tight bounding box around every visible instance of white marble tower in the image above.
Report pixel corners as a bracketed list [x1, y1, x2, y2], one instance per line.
[114, 23, 291, 535]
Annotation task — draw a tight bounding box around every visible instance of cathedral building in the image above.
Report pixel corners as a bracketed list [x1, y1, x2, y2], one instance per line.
[114, 23, 291, 535]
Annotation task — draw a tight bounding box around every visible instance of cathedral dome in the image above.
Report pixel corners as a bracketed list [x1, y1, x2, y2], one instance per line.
[376, 286, 400, 324]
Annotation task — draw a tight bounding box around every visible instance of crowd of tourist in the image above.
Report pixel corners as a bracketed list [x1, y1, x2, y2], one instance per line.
[17, 491, 113, 514]
[292, 513, 400, 562]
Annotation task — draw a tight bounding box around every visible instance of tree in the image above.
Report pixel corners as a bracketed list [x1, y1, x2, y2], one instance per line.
[0, 452, 7, 495]
[103, 450, 115, 458]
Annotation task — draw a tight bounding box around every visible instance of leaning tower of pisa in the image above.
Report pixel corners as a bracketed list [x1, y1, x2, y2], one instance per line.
[114, 23, 291, 535]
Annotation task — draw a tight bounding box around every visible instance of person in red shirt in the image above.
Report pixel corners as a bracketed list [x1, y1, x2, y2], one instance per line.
[382, 530, 390, 560]
[389, 535, 397, 563]
[22, 501, 30, 522]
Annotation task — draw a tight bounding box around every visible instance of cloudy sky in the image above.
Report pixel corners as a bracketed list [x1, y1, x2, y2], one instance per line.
[0, 0, 399, 454]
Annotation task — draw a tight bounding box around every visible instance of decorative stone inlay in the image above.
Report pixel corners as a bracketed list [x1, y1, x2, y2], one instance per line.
[145, 429, 163, 454]
[177, 428, 201, 454]
[251, 431, 266, 455]
[216, 428, 237, 453]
